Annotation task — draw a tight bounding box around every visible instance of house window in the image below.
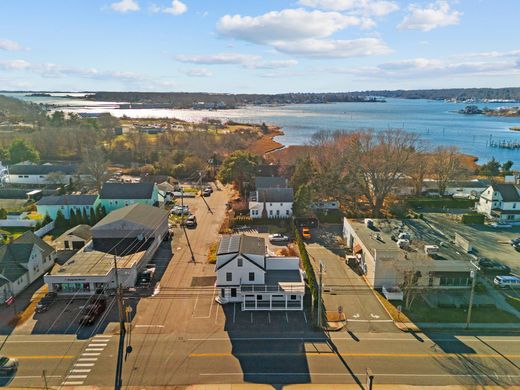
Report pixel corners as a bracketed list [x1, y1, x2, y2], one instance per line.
[237, 258, 243, 267]
[291, 295, 297, 300]
[249, 272, 255, 281]
[39, 175, 44, 178]
[514, 203, 517, 209]
[221, 288, 226, 297]
[269, 210, 273, 216]
[18, 175, 23, 178]
[257, 294, 262, 300]
[276, 210, 280, 216]
[269, 203, 273, 206]
[286, 210, 290, 215]
[226, 272, 232, 282]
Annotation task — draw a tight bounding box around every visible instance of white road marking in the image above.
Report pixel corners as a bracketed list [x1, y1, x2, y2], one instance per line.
[61, 381, 84, 385]
[70, 369, 91, 373]
[67, 375, 88, 379]
[370, 313, 380, 319]
[285, 312, 289, 323]
[74, 363, 95, 367]
[352, 313, 360, 318]
[303, 311, 308, 324]
[135, 325, 164, 328]
[85, 348, 104, 352]
[348, 319, 393, 323]
[89, 343, 108, 347]
[81, 352, 101, 356]
[78, 357, 98, 361]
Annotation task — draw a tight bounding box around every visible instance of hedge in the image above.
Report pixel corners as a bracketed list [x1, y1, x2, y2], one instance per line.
[406, 197, 475, 209]
[461, 213, 485, 224]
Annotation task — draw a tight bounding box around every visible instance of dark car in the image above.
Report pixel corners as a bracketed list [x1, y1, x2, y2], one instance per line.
[478, 258, 511, 274]
[184, 215, 197, 228]
[79, 299, 107, 326]
[137, 268, 155, 287]
[35, 292, 57, 313]
[0, 356, 18, 375]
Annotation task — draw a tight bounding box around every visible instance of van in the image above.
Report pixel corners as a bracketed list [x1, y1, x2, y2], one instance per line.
[493, 275, 520, 288]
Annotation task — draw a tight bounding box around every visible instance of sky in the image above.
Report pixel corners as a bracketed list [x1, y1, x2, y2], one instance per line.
[0, 0, 519, 93]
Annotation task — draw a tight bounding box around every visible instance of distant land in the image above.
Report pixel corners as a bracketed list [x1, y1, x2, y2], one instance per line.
[459, 105, 520, 117]
[352, 87, 520, 101]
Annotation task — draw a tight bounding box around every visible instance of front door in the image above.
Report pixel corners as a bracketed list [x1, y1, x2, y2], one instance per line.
[231, 288, 237, 298]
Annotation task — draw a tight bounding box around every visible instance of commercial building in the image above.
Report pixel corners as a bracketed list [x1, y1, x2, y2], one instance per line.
[343, 218, 473, 294]
[36, 194, 99, 220]
[476, 183, 520, 224]
[53, 225, 92, 251]
[6, 163, 80, 185]
[44, 204, 168, 295]
[0, 232, 56, 303]
[98, 182, 159, 213]
[215, 235, 305, 311]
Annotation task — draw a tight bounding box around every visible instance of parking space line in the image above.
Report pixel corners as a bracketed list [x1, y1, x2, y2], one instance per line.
[89, 343, 107, 347]
[268, 312, 271, 324]
[70, 369, 91, 373]
[67, 375, 88, 379]
[285, 312, 289, 323]
[251, 312, 253, 324]
[82, 353, 101, 356]
[78, 358, 98, 361]
[74, 363, 95, 367]
[62, 381, 84, 385]
[85, 348, 104, 352]
[303, 311, 308, 324]
[233, 303, 236, 323]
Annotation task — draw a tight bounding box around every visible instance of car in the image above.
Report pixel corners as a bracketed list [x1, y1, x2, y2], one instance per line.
[302, 227, 311, 240]
[35, 292, 57, 313]
[184, 214, 197, 228]
[137, 268, 155, 287]
[494, 275, 520, 288]
[269, 233, 289, 243]
[478, 258, 511, 274]
[510, 237, 520, 246]
[204, 186, 213, 193]
[171, 205, 189, 215]
[202, 189, 212, 197]
[79, 299, 107, 326]
[0, 356, 18, 375]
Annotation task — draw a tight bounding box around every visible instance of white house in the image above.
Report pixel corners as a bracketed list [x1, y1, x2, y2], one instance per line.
[215, 235, 305, 311]
[0, 231, 56, 303]
[476, 184, 520, 223]
[249, 188, 294, 219]
[7, 163, 79, 185]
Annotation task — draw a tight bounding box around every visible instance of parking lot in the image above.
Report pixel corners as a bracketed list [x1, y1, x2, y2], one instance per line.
[424, 213, 520, 275]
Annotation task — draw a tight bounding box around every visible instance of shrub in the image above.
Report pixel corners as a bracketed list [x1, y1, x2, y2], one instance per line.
[461, 213, 485, 224]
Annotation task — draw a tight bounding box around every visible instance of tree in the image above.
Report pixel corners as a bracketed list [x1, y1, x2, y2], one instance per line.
[400, 270, 423, 310]
[95, 204, 106, 222]
[69, 209, 78, 227]
[336, 130, 419, 217]
[54, 210, 67, 228]
[477, 157, 501, 179]
[46, 171, 67, 186]
[0, 208, 7, 219]
[8, 138, 40, 164]
[294, 183, 314, 217]
[291, 156, 316, 192]
[502, 160, 514, 174]
[408, 153, 429, 196]
[89, 207, 97, 226]
[81, 147, 109, 191]
[429, 146, 466, 195]
[82, 208, 89, 225]
[217, 151, 259, 195]
[42, 212, 52, 226]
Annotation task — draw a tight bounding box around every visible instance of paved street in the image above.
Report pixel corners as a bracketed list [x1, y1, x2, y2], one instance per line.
[1, 190, 520, 388]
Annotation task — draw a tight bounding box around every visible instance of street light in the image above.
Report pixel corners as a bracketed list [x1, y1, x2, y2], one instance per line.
[465, 260, 481, 329]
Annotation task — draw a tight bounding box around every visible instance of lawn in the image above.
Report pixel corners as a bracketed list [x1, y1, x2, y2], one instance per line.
[403, 296, 520, 324]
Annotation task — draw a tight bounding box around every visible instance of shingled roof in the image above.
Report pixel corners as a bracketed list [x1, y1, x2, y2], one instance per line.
[493, 184, 520, 202]
[99, 182, 155, 200]
[37, 194, 98, 206]
[0, 231, 54, 282]
[9, 164, 76, 175]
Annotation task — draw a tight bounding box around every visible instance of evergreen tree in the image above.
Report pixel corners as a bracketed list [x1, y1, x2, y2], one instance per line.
[42, 213, 52, 226]
[89, 208, 97, 226]
[95, 204, 107, 222]
[82, 208, 89, 225]
[55, 210, 67, 228]
[69, 209, 78, 227]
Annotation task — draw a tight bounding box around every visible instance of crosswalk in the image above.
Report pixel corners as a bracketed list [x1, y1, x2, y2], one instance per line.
[61, 334, 112, 386]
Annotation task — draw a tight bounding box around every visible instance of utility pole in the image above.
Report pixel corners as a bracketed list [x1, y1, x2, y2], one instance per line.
[198, 171, 213, 214]
[465, 262, 480, 330]
[42, 370, 49, 390]
[317, 261, 324, 328]
[180, 188, 196, 263]
[114, 255, 126, 390]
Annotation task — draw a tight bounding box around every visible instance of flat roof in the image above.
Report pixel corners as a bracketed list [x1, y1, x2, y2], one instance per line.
[346, 218, 474, 269]
[265, 269, 302, 285]
[49, 248, 145, 277]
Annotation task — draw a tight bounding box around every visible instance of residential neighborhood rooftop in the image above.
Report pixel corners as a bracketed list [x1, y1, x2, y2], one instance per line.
[255, 176, 288, 189]
[217, 235, 266, 256]
[8, 163, 77, 175]
[37, 194, 98, 206]
[54, 224, 92, 243]
[255, 188, 294, 203]
[99, 182, 155, 199]
[92, 203, 168, 231]
[491, 183, 520, 202]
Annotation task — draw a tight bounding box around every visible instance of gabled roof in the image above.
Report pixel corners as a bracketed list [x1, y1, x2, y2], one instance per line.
[37, 194, 98, 206]
[56, 224, 92, 242]
[9, 164, 76, 175]
[256, 188, 294, 203]
[217, 235, 266, 256]
[92, 203, 168, 231]
[255, 176, 288, 190]
[0, 231, 54, 282]
[99, 182, 156, 200]
[492, 184, 520, 202]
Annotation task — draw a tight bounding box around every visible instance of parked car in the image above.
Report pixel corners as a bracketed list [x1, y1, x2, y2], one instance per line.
[269, 233, 289, 243]
[171, 205, 189, 215]
[202, 188, 212, 197]
[79, 299, 107, 326]
[510, 237, 520, 246]
[302, 227, 311, 240]
[494, 275, 520, 288]
[478, 258, 511, 274]
[137, 268, 155, 287]
[0, 356, 18, 375]
[184, 215, 197, 228]
[35, 292, 57, 313]
[204, 186, 213, 193]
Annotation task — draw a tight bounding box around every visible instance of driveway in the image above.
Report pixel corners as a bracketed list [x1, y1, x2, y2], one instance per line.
[306, 227, 396, 333]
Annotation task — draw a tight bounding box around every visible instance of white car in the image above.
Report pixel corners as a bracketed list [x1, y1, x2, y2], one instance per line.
[269, 233, 289, 243]
[0, 356, 18, 375]
[171, 205, 189, 215]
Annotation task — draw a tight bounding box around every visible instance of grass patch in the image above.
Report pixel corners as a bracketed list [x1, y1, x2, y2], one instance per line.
[374, 291, 412, 323]
[406, 197, 474, 210]
[405, 296, 519, 323]
[505, 295, 520, 312]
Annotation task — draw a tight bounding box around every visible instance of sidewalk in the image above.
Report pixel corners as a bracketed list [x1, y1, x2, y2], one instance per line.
[416, 322, 520, 330]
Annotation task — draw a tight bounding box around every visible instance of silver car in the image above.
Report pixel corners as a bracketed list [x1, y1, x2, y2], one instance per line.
[268, 233, 289, 243]
[0, 356, 18, 375]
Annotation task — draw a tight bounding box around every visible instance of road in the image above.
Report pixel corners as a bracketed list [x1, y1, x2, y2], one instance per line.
[2, 188, 520, 388]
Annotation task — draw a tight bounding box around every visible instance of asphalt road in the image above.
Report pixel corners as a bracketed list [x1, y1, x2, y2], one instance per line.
[3, 188, 520, 388]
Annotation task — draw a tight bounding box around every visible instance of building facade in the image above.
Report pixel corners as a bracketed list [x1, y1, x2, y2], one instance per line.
[99, 182, 159, 213]
[215, 235, 305, 311]
[6, 163, 81, 185]
[476, 184, 520, 223]
[249, 188, 294, 219]
[37, 195, 99, 220]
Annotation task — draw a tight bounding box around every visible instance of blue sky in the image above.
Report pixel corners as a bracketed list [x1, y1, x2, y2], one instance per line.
[1, 0, 519, 93]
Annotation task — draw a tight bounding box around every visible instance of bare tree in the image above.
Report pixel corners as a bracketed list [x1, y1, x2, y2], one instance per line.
[408, 152, 429, 196]
[81, 148, 109, 191]
[428, 146, 467, 196]
[400, 270, 423, 310]
[46, 171, 67, 186]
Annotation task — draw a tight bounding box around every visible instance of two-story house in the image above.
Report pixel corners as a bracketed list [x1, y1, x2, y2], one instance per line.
[0, 231, 56, 303]
[37, 194, 99, 220]
[476, 184, 520, 223]
[249, 176, 294, 219]
[215, 235, 305, 311]
[98, 182, 159, 213]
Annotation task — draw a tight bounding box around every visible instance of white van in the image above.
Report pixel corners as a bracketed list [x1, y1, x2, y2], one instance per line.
[493, 275, 520, 288]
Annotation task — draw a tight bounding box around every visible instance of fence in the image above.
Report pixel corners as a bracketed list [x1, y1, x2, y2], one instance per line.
[34, 221, 55, 237]
[0, 219, 36, 228]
